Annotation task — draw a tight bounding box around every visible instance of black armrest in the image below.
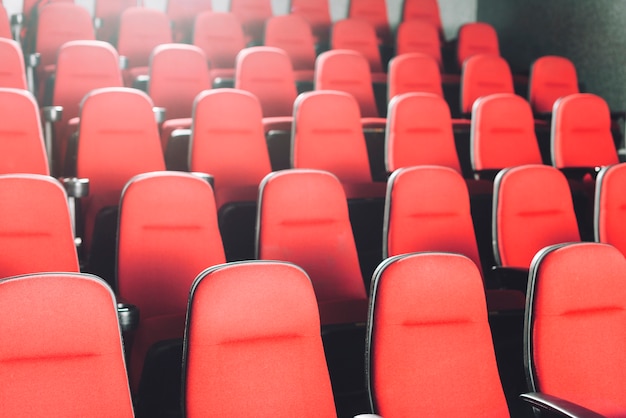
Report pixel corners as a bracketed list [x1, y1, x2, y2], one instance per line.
[559, 167, 602, 181]
[116, 299, 140, 332]
[153, 106, 166, 124]
[520, 392, 606, 418]
[353, 415, 383, 418]
[473, 168, 501, 181]
[119, 55, 129, 71]
[489, 266, 529, 292]
[62, 177, 90, 247]
[610, 110, 626, 121]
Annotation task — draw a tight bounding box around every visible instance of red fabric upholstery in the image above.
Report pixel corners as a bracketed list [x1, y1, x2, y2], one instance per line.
[193, 11, 245, 85]
[594, 163, 626, 256]
[493, 164, 580, 268]
[265, 15, 316, 82]
[76, 87, 166, 254]
[460, 54, 514, 115]
[117, 171, 225, 391]
[529, 55, 579, 115]
[0, 174, 78, 278]
[367, 252, 510, 417]
[315, 49, 383, 118]
[456, 22, 500, 69]
[51, 40, 123, 174]
[184, 261, 337, 418]
[331, 19, 386, 78]
[117, 7, 172, 87]
[93, 0, 135, 43]
[235, 46, 298, 118]
[526, 242, 626, 416]
[388, 53, 443, 101]
[0, 5, 11, 39]
[257, 169, 369, 325]
[166, 0, 211, 42]
[471, 93, 543, 171]
[386, 92, 461, 173]
[0, 273, 134, 417]
[229, 0, 273, 45]
[290, 0, 331, 46]
[551, 93, 619, 168]
[401, 0, 444, 40]
[292, 91, 386, 199]
[395, 21, 442, 68]
[347, 0, 392, 45]
[0, 39, 27, 89]
[189, 89, 271, 210]
[0, 89, 49, 175]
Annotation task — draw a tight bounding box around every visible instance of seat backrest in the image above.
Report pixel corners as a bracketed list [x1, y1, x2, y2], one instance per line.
[331, 19, 383, 74]
[0, 4, 11, 39]
[388, 53, 443, 101]
[315, 49, 380, 118]
[551, 93, 619, 168]
[456, 22, 500, 69]
[395, 20, 442, 68]
[0, 174, 78, 278]
[347, 0, 392, 45]
[93, 0, 136, 43]
[166, 0, 212, 42]
[183, 261, 337, 418]
[0, 272, 134, 417]
[460, 54, 514, 115]
[386, 92, 461, 174]
[118, 171, 225, 390]
[528, 55, 579, 115]
[289, 0, 331, 44]
[229, 0, 273, 44]
[525, 242, 626, 416]
[189, 88, 272, 211]
[76, 87, 166, 253]
[0, 38, 28, 90]
[148, 43, 211, 120]
[401, 0, 444, 40]
[594, 163, 626, 255]
[0, 88, 49, 175]
[493, 164, 581, 268]
[265, 14, 316, 72]
[117, 7, 172, 69]
[256, 169, 368, 325]
[292, 91, 374, 195]
[235, 46, 298, 117]
[193, 11, 245, 70]
[470, 93, 543, 172]
[367, 252, 510, 417]
[383, 166, 482, 269]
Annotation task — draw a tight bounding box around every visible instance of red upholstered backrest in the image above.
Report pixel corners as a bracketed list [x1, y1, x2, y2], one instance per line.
[395, 21, 442, 68]
[117, 7, 172, 68]
[386, 92, 461, 174]
[93, 0, 136, 43]
[35, 3, 95, 69]
[526, 242, 626, 415]
[595, 164, 626, 256]
[493, 164, 580, 268]
[457, 22, 500, 68]
[189, 89, 272, 210]
[367, 252, 509, 417]
[183, 261, 337, 418]
[292, 91, 374, 191]
[256, 169, 368, 325]
[265, 15, 316, 72]
[551, 93, 619, 168]
[0, 273, 134, 417]
[229, 0, 273, 43]
[388, 53, 443, 100]
[76, 87, 166, 252]
[331, 19, 384, 74]
[0, 174, 79, 277]
[166, 0, 211, 38]
[461, 54, 514, 114]
[529, 55, 579, 115]
[290, 0, 331, 42]
[148, 44, 211, 120]
[235, 46, 298, 118]
[471, 93, 543, 171]
[347, 0, 392, 45]
[0, 5, 9, 39]
[383, 166, 482, 273]
[315, 49, 380, 118]
[0, 89, 49, 175]
[0, 39, 27, 89]
[193, 12, 245, 70]
[402, 0, 444, 39]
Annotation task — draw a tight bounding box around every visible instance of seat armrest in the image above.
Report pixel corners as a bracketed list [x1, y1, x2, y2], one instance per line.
[133, 75, 149, 92]
[63, 177, 90, 198]
[559, 166, 602, 181]
[153, 106, 166, 124]
[119, 55, 129, 70]
[43, 105, 63, 123]
[490, 266, 529, 292]
[27, 52, 40, 68]
[473, 168, 501, 181]
[116, 299, 140, 332]
[354, 415, 383, 418]
[10, 12, 24, 26]
[520, 392, 606, 418]
[93, 16, 102, 29]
